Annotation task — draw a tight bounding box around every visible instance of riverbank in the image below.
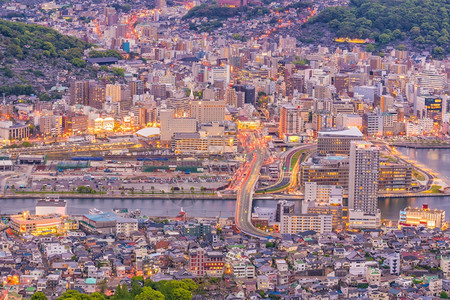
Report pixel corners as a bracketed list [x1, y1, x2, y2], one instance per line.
[1, 191, 447, 200]
[391, 142, 450, 149]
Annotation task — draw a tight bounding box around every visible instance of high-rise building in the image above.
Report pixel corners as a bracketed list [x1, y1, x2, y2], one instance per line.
[225, 88, 238, 107]
[387, 253, 400, 275]
[279, 105, 301, 137]
[88, 84, 106, 109]
[425, 97, 443, 124]
[333, 74, 349, 94]
[69, 81, 89, 105]
[286, 73, 304, 96]
[105, 84, 122, 102]
[244, 85, 256, 105]
[348, 141, 380, 229]
[349, 141, 379, 214]
[303, 182, 344, 230]
[303, 183, 343, 207]
[130, 80, 144, 97]
[190, 100, 226, 123]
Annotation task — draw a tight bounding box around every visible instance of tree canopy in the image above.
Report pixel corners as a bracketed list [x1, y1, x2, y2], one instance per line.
[310, 0, 449, 53]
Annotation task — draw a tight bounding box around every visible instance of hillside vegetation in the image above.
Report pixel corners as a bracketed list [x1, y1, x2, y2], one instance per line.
[0, 19, 90, 95]
[309, 0, 449, 54]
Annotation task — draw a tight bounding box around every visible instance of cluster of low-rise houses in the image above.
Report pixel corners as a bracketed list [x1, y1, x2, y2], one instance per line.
[0, 201, 450, 299]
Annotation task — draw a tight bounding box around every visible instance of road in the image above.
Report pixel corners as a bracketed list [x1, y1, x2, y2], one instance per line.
[234, 131, 280, 239]
[257, 144, 316, 193]
[235, 147, 273, 238]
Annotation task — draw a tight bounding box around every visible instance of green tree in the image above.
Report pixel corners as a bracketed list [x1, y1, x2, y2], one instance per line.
[71, 57, 86, 68]
[39, 93, 51, 101]
[89, 293, 106, 300]
[172, 288, 191, 300]
[31, 292, 48, 300]
[3, 66, 14, 78]
[112, 284, 131, 300]
[57, 290, 89, 299]
[378, 33, 391, 43]
[135, 287, 165, 300]
[433, 46, 445, 56]
[440, 291, 448, 299]
[6, 43, 23, 58]
[180, 279, 197, 291]
[113, 67, 125, 77]
[410, 26, 421, 38]
[365, 44, 375, 52]
[131, 281, 143, 297]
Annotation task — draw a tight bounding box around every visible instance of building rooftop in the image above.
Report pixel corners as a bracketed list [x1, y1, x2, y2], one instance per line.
[84, 212, 118, 223]
[318, 127, 363, 137]
[36, 199, 67, 208]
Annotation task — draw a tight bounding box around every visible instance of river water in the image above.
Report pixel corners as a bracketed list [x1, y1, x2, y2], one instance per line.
[377, 147, 450, 221]
[1, 148, 448, 220]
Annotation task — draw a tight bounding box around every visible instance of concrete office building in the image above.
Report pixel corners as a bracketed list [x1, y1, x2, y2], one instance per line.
[279, 105, 301, 137]
[301, 156, 350, 191]
[159, 109, 197, 141]
[190, 100, 226, 123]
[317, 127, 363, 155]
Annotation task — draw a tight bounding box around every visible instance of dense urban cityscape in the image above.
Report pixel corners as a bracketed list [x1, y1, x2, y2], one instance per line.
[0, 0, 449, 298]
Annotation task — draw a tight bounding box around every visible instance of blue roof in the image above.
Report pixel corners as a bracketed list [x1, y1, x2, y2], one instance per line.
[85, 212, 118, 222]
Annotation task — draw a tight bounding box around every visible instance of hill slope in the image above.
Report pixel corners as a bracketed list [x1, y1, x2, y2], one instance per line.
[308, 0, 449, 54]
[0, 19, 91, 96]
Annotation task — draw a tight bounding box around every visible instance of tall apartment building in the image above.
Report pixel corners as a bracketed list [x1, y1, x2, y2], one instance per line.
[348, 141, 380, 229]
[225, 87, 238, 107]
[69, 80, 89, 105]
[349, 141, 379, 213]
[387, 253, 400, 275]
[105, 84, 122, 102]
[130, 80, 144, 97]
[88, 84, 106, 109]
[279, 105, 301, 137]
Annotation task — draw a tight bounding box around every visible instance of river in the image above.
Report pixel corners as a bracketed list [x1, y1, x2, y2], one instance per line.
[0, 148, 448, 220]
[377, 147, 450, 221]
